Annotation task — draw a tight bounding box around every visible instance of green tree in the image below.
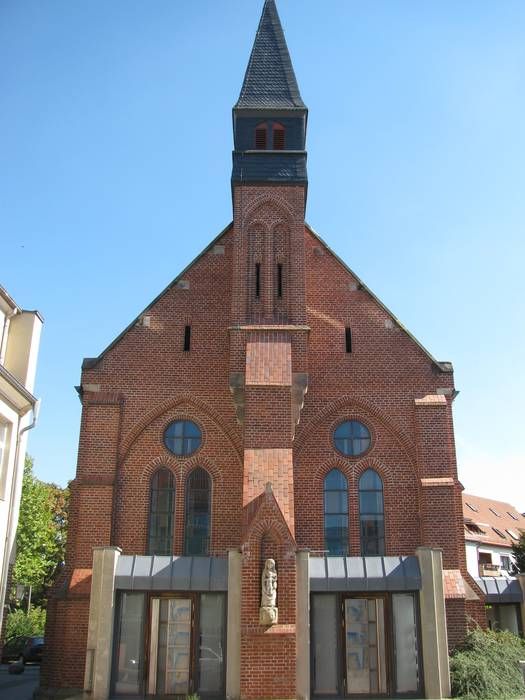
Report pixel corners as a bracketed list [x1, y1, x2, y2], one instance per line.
[511, 531, 525, 575]
[11, 455, 69, 609]
[5, 607, 46, 639]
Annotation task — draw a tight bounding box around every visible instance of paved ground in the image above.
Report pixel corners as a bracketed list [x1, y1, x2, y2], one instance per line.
[0, 663, 40, 700]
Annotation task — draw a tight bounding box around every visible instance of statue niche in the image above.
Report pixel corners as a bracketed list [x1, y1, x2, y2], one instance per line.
[259, 558, 278, 625]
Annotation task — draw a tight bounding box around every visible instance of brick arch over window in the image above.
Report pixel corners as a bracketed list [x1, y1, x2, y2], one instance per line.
[139, 456, 179, 486]
[119, 393, 242, 462]
[295, 395, 415, 466]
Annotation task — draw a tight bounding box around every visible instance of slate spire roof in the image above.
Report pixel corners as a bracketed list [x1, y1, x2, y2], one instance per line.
[235, 0, 306, 110]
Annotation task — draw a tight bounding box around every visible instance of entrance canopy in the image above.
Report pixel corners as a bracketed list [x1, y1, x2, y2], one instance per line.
[309, 556, 421, 592]
[475, 577, 523, 603]
[115, 555, 228, 591]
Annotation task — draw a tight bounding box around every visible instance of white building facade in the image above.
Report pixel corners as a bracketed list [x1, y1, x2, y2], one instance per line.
[0, 285, 43, 635]
[463, 492, 525, 636]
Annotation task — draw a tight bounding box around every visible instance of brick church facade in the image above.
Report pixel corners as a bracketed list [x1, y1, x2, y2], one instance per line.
[40, 2, 490, 698]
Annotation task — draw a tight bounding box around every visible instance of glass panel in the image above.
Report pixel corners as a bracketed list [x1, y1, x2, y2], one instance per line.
[198, 594, 225, 693]
[334, 421, 371, 455]
[157, 599, 191, 696]
[325, 515, 349, 555]
[114, 593, 145, 695]
[148, 469, 175, 555]
[359, 492, 383, 514]
[345, 598, 386, 696]
[185, 469, 211, 555]
[325, 468, 347, 489]
[392, 593, 419, 694]
[324, 491, 349, 514]
[164, 420, 202, 456]
[312, 595, 338, 694]
[497, 604, 520, 635]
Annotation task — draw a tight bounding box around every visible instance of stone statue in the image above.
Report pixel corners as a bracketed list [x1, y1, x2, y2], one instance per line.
[259, 558, 278, 625]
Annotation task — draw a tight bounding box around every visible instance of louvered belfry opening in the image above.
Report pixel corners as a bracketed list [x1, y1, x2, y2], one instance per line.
[255, 124, 267, 149]
[273, 123, 285, 150]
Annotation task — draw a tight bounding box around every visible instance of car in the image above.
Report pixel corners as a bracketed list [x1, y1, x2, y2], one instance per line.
[1, 636, 44, 664]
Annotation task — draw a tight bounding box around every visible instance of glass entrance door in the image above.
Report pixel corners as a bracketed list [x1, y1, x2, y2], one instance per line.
[149, 597, 192, 695]
[344, 597, 387, 695]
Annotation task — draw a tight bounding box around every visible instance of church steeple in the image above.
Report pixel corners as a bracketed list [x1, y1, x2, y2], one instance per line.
[232, 0, 307, 187]
[235, 0, 306, 110]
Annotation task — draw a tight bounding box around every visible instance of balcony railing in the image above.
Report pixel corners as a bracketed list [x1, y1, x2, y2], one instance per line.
[479, 563, 500, 577]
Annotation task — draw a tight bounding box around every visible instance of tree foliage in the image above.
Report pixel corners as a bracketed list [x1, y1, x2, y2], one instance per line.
[5, 606, 46, 640]
[11, 455, 69, 607]
[511, 530, 525, 574]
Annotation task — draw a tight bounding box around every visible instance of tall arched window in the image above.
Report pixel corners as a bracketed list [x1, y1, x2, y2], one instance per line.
[147, 468, 175, 555]
[185, 468, 211, 555]
[359, 469, 385, 555]
[324, 469, 348, 555]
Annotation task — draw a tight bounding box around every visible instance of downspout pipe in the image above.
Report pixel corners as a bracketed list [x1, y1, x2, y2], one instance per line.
[0, 399, 40, 627]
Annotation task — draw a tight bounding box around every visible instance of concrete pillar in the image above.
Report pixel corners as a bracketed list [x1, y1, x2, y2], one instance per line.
[226, 549, 242, 700]
[416, 547, 451, 700]
[83, 546, 121, 700]
[296, 550, 310, 700]
[517, 574, 525, 636]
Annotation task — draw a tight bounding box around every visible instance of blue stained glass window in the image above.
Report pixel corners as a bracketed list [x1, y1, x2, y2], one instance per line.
[359, 468, 385, 555]
[324, 469, 348, 555]
[147, 468, 175, 555]
[334, 420, 371, 456]
[185, 468, 211, 556]
[164, 420, 202, 456]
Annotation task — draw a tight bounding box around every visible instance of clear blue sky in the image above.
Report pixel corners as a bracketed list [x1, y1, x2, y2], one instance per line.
[1, 1, 524, 509]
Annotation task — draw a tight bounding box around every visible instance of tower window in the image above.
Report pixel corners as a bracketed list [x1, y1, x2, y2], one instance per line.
[255, 263, 261, 298]
[255, 123, 267, 150]
[277, 264, 283, 298]
[273, 123, 285, 150]
[183, 325, 191, 352]
[345, 327, 352, 353]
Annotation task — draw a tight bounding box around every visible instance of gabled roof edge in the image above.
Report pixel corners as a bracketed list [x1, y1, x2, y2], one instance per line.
[82, 222, 233, 371]
[305, 223, 453, 375]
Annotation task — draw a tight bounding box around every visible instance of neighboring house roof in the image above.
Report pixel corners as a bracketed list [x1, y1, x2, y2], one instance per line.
[234, 0, 306, 111]
[462, 492, 525, 548]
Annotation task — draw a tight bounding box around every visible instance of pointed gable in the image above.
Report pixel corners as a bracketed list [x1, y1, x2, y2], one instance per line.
[235, 0, 306, 110]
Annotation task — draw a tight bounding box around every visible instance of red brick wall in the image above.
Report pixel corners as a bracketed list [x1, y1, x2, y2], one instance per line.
[42, 204, 471, 695]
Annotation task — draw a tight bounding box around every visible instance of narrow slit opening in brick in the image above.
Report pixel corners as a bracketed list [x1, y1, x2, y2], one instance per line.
[255, 263, 261, 298]
[277, 264, 283, 298]
[345, 327, 352, 353]
[184, 325, 191, 352]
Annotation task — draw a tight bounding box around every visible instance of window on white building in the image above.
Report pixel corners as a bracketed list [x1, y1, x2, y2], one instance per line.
[0, 421, 10, 500]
